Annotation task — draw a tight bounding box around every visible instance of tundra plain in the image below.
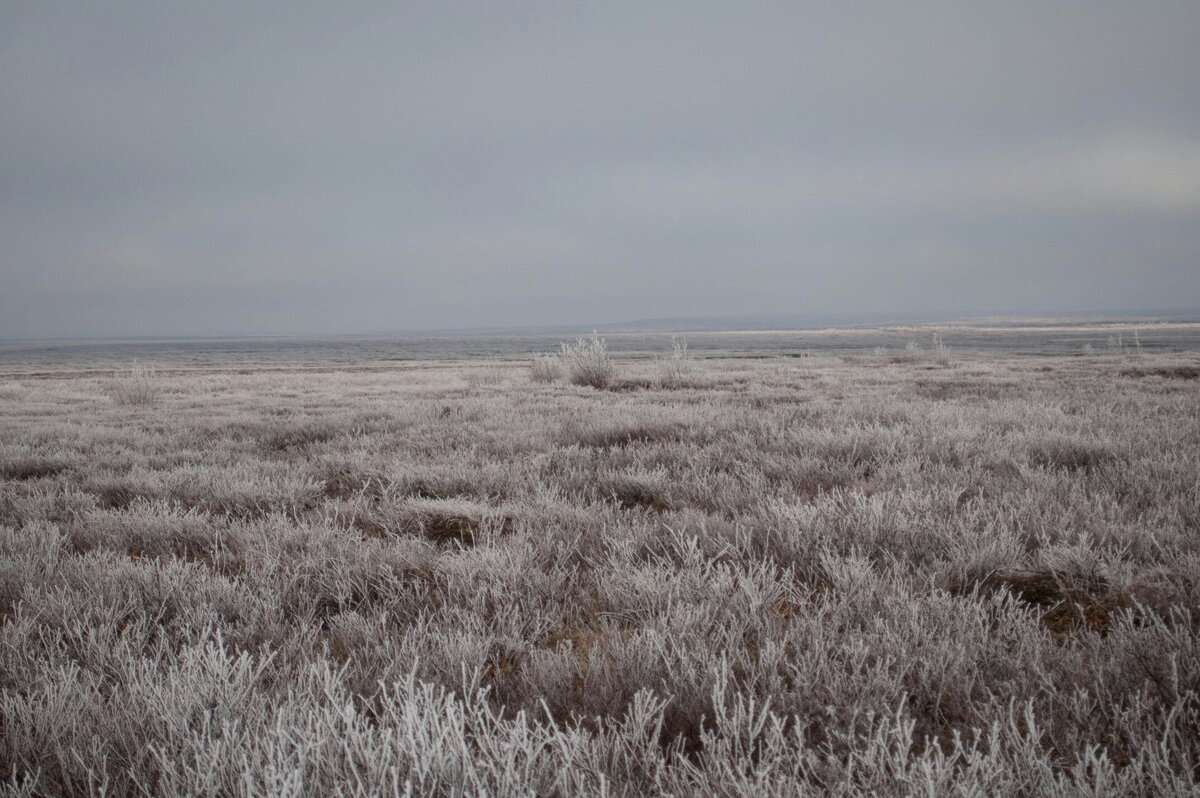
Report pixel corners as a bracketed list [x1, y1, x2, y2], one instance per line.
[2, 329, 1199, 796]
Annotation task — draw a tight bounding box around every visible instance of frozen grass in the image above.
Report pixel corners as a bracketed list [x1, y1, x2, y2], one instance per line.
[528, 355, 560, 384]
[560, 334, 616, 388]
[655, 336, 699, 388]
[106, 360, 159, 406]
[1, 351, 1200, 795]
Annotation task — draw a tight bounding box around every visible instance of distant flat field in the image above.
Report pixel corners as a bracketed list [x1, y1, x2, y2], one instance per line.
[2, 339, 1199, 793]
[3, 319, 1200, 375]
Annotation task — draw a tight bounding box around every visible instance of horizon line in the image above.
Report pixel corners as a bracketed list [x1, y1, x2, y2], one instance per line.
[3, 306, 1200, 345]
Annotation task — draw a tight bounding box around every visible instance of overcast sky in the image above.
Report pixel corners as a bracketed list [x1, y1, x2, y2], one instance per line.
[2, 2, 1199, 337]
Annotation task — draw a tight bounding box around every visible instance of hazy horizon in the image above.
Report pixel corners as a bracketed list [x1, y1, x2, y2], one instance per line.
[4, 2, 1199, 339]
[5, 305, 1200, 346]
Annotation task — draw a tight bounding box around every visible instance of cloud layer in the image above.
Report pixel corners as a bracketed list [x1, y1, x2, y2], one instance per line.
[2, 2, 1198, 336]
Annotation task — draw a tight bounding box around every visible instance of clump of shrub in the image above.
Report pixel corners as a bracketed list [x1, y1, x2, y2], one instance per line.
[1107, 330, 1144, 356]
[529, 355, 560, 384]
[559, 334, 616, 389]
[108, 360, 159, 406]
[892, 334, 953, 366]
[929, 332, 952, 364]
[655, 337, 698, 388]
[891, 339, 924, 363]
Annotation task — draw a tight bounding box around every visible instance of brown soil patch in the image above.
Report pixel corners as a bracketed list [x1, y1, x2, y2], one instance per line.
[606, 482, 672, 513]
[956, 570, 1130, 639]
[407, 508, 515, 546]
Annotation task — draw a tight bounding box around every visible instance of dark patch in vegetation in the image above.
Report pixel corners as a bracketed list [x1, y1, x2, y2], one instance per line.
[421, 513, 506, 545]
[954, 570, 1130, 638]
[403, 505, 516, 546]
[353, 514, 390, 539]
[793, 471, 858, 501]
[573, 422, 684, 449]
[1121, 366, 1200, 380]
[545, 626, 601, 658]
[0, 457, 70, 481]
[913, 379, 1017, 401]
[1027, 439, 1118, 472]
[605, 378, 656, 392]
[658, 701, 714, 759]
[126, 543, 227, 573]
[604, 480, 672, 513]
[261, 421, 341, 452]
[92, 480, 141, 510]
[164, 484, 322, 521]
[405, 478, 455, 500]
[984, 459, 1023, 480]
[321, 466, 388, 499]
[816, 439, 886, 472]
[481, 640, 526, 688]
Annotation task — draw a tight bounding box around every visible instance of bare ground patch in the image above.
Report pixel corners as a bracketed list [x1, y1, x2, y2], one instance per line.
[952, 570, 1131, 638]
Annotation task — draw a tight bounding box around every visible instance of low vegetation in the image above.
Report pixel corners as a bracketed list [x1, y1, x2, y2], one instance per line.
[559, 334, 617, 388]
[654, 336, 698, 388]
[2, 349, 1199, 795]
[106, 360, 159, 406]
[528, 355, 560, 384]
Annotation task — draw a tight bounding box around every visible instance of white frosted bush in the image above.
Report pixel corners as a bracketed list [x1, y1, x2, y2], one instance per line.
[3, 349, 1200, 795]
[656, 337, 697, 387]
[559, 334, 616, 388]
[108, 360, 159, 406]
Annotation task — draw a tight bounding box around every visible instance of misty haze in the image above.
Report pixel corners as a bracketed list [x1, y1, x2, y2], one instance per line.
[2, 3, 1199, 796]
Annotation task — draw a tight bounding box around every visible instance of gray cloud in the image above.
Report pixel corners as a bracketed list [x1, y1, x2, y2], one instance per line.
[2, 2, 1199, 337]
[582, 132, 1200, 219]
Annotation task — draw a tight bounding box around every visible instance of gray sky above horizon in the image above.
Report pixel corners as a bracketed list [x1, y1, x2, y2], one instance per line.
[2, 2, 1199, 338]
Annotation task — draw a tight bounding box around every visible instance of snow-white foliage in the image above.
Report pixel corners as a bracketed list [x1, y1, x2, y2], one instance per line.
[2, 350, 1200, 795]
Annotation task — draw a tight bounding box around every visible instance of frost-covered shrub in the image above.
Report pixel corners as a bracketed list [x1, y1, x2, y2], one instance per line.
[560, 335, 616, 388]
[108, 360, 159, 406]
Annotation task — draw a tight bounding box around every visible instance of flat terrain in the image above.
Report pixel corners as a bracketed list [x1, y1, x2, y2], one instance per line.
[5, 319, 1200, 372]
[2, 337, 1199, 795]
